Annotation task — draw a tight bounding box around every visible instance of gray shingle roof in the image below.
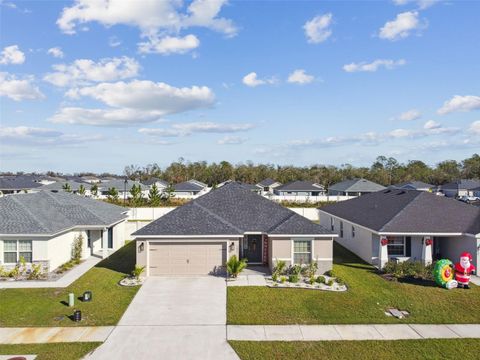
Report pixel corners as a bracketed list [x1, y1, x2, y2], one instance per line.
[174, 181, 205, 192]
[40, 181, 91, 191]
[320, 189, 480, 234]
[141, 178, 168, 187]
[0, 176, 44, 190]
[440, 179, 480, 191]
[328, 178, 386, 193]
[393, 181, 434, 190]
[258, 178, 279, 187]
[98, 179, 148, 191]
[275, 181, 325, 192]
[0, 191, 128, 235]
[134, 182, 332, 236]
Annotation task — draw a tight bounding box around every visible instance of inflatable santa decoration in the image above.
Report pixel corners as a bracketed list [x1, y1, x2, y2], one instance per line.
[454, 252, 476, 289]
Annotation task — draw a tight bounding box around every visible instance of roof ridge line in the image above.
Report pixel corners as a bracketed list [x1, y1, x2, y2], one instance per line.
[379, 191, 422, 232]
[10, 193, 50, 232]
[192, 201, 243, 233]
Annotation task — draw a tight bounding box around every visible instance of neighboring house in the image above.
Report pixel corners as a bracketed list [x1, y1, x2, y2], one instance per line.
[0, 191, 128, 272]
[218, 180, 262, 194]
[328, 178, 386, 196]
[98, 180, 149, 199]
[173, 180, 209, 198]
[81, 175, 100, 184]
[0, 176, 43, 195]
[391, 181, 435, 192]
[133, 182, 335, 276]
[40, 180, 92, 196]
[439, 179, 480, 198]
[274, 181, 326, 197]
[142, 178, 168, 192]
[257, 178, 282, 193]
[319, 189, 480, 270]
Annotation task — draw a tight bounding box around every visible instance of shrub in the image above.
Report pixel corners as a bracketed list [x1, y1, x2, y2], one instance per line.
[316, 275, 326, 284]
[302, 261, 318, 278]
[327, 279, 334, 286]
[309, 275, 316, 285]
[288, 274, 299, 283]
[71, 234, 83, 262]
[131, 265, 145, 280]
[226, 255, 248, 278]
[8, 265, 21, 280]
[27, 263, 43, 280]
[0, 265, 5, 278]
[382, 260, 433, 280]
[324, 269, 335, 277]
[288, 264, 302, 276]
[273, 259, 286, 277]
[280, 276, 287, 283]
[335, 277, 345, 286]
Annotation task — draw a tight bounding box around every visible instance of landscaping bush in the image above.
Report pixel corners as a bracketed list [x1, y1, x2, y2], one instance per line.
[302, 261, 318, 278]
[288, 264, 302, 276]
[316, 275, 326, 284]
[226, 255, 248, 278]
[27, 263, 44, 280]
[288, 274, 299, 283]
[71, 234, 83, 262]
[272, 259, 286, 282]
[324, 269, 335, 277]
[326, 279, 334, 286]
[382, 260, 434, 281]
[131, 265, 145, 280]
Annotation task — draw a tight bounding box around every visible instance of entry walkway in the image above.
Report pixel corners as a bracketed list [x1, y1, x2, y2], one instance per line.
[227, 324, 480, 341]
[0, 256, 101, 289]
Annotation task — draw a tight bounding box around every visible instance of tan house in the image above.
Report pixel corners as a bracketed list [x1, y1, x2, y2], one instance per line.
[133, 182, 335, 276]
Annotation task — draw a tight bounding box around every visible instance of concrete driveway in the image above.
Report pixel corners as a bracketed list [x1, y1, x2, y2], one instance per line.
[86, 277, 239, 360]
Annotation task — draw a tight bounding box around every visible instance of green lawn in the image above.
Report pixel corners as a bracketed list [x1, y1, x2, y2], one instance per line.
[228, 242, 480, 324]
[0, 342, 101, 360]
[0, 241, 139, 327]
[229, 339, 480, 360]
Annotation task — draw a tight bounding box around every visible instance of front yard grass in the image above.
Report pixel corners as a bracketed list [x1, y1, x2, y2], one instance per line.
[0, 342, 100, 360]
[229, 339, 480, 360]
[227, 242, 480, 324]
[0, 241, 139, 327]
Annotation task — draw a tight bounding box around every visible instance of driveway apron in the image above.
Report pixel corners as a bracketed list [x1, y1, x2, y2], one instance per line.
[86, 277, 239, 360]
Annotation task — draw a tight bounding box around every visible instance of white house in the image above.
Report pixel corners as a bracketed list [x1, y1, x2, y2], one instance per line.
[0, 191, 128, 272]
[319, 189, 480, 270]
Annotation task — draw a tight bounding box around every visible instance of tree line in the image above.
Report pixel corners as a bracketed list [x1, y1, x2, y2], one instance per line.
[122, 154, 480, 187]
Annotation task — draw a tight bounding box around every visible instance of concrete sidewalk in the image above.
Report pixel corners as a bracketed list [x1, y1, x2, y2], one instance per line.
[227, 324, 480, 341]
[0, 256, 101, 289]
[0, 327, 113, 344]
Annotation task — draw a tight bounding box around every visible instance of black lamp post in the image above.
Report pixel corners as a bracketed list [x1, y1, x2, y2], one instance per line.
[123, 177, 128, 205]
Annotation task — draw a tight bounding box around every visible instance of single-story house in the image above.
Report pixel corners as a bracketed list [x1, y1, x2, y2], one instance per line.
[141, 178, 169, 191]
[274, 180, 326, 197]
[218, 180, 262, 194]
[133, 182, 335, 276]
[391, 181, 435, 192]
[439, 179, 480, 198]
[318, 189, 480, 270]
[0, 176, 44, 195]
[40, 180, 92, 196]
[328, 178, 386, 196]
[0, 191, 128, 272]
[173, 180, 209, 198]
[98, 180, 149, 199]
[257, 178, 282, 193]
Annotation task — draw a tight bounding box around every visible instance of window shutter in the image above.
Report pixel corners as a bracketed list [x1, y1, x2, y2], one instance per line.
[405, 237, 411, 257]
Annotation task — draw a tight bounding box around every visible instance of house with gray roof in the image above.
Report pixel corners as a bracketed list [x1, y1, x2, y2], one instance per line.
[328, 178, 386, 196]
[133, 182, 335, 276]
[273, 180, 326, 197]
[0, 176, 44, 195]
[257, 178, 282, 193]
[0, 191, 128, 272]
[438, 179, 480, 198]
[40, 180, 92, 195]
[319, 189, 480, 270]
[391, 181, 435, 192]
[98, 179, 149, 199]
[141, 178, 169, 190]
[173, 180, 209, 198]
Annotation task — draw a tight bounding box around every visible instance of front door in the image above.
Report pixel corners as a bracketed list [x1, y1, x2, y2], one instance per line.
[243, 235, 263, 263]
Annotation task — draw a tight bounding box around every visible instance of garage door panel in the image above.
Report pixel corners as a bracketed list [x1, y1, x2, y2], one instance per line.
[148, 242, 225, 276]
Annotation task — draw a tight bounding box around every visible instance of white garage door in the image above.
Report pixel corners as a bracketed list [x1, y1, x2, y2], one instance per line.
[149, 242, 225, 275]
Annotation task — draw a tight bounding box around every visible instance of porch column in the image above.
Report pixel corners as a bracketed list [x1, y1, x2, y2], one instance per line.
[422, 236, 433, 266]
[379, 236, 389, 269]
[101, 228, 108, 259]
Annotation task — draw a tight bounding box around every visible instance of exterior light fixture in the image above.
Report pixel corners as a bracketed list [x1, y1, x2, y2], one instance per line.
[139, 242, 145, 252]
[229, 242, 235, 252]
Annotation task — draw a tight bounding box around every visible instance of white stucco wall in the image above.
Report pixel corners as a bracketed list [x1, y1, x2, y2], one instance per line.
[437, 235, 479, 270]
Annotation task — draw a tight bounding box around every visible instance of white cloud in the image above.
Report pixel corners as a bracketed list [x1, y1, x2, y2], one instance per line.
[139, 122, 254, 137]
[47, 47, 64, 58]
[56, 0, 236, 54]
[437, 95, 480, 115]
[303, 13, 333, 44]
[343, 59, 406, 72]
[287, 69, 314, 84]
[44, 56, 140, 87]
[392, 109, 421, 121]
[0, 45, 25, 65]
[108, 36, 122, 47]
[0, 126, 101, 146]
[242, 72, 276, 87]
[392, 0, 440, 10]
[138, 34, 200, 55]
[217, 135, 246, 145]
[0, 72, 45, 101]
[50, 80, 215, 126]
[423, 120, 440, 130]
[379, 11, 425, 41]
[469, 121, 480, 135]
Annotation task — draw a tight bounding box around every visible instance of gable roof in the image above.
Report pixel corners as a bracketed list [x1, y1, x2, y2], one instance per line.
[134, 182, 332, 236]
[0, 176, 44, 190]
[141, 178, 168, 186]
[174, 181, 205, 192]
[440, 179, 480, 191]
[328, 178, 386, 193]
[0, 191, 128, 235]
[320, 189, 480, 234]
[98, 180, 148, 191]
[275, 180, 325, 192]
[393, 181, 434, 190]
[257, 178, 279, 187]
[40, 180, 91, 191]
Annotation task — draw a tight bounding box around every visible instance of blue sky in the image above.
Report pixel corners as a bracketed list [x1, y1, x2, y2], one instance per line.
[1, 0, 479, 174]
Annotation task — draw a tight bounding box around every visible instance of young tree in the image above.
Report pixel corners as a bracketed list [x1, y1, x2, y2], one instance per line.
[130, 183, 143, 207]
[91, 183, 98, 197]
[107, 187, 119, 203]
[78, 184, 86, 196]
[148, 183, 161, 206]
[62, 182, 72, 193]
[162, 184, 176, 202]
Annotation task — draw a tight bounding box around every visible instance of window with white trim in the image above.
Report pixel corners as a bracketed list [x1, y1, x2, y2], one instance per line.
[3, 240, 32, 263]
[340, 221, 344, 238]
[293, 240, 311, 264]
[387, 236, 405, 256]
[330, 217, 334, 231]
